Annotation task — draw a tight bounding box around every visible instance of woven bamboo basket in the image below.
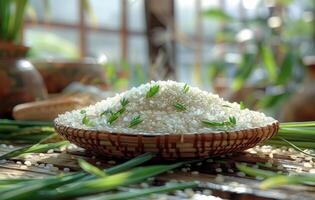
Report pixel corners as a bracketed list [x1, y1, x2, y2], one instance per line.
[54, 121, 279, 160]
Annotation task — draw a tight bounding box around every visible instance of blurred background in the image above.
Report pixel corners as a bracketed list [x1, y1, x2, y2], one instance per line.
[1, 0, 315, 121]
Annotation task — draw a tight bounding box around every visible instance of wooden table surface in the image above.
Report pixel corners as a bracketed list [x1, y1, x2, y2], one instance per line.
[1, 144, 315, 200]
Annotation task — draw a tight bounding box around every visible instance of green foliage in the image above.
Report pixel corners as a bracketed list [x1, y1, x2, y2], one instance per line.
[236, 163, 315, 189]
[276, 50, 296, 85]
[78, 159, 107, 177]
[173, 102, 187, 111]
[232, 53, 256, 91]
[100, 62, 146, 91]
[0, 0, 27, 42]
[0, 141, 69, 160]
[128, 115, 143, 128]
[146, 85, 160, 98]
[258, 43, 277, 82]
[202, 116, 236, 127]
[202, 8, 233, 22]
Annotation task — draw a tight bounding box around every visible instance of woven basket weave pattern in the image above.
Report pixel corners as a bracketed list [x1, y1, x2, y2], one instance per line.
[55, 122, 279, 160]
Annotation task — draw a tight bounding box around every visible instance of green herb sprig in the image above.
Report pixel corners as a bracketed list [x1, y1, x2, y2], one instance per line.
[100, 98, 130, 125]
[81, 110, 95, 127]
[107, 112, 120, 125]
[182, 83, 189, 93]
[100, 109, 112, 117]
[173, 102, 186, 111]
[129, 115, 143, 128]
[146, 85, 159, 98]
[202, 116, 236, 127]
[120, 98, 129, 107]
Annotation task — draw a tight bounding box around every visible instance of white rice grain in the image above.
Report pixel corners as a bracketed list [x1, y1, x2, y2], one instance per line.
[56, 80, 276, 135]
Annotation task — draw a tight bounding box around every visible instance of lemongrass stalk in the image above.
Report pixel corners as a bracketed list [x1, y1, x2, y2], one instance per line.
[280, 121, 315, 128]
[278, 127, 315, 134]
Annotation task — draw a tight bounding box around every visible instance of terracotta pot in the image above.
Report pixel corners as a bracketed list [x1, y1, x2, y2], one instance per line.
[0, 42, 47, 118]
[31, 59, 108, 93]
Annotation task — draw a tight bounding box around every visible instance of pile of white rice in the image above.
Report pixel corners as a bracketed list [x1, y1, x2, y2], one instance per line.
[56, 80, 276, 135]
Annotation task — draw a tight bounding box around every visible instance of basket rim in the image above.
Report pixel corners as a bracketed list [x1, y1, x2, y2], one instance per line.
[54, 119, 279, 138]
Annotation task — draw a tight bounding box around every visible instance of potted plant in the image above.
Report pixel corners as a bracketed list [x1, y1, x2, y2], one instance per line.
[0, 0, 47, 118]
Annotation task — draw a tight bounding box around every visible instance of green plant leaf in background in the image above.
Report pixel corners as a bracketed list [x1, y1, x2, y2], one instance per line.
[276, 50, 295, 85]
[257, 92, 291, 111]
[202, 8, 233, 22]
[232, 53, 256, 91]
[258, 43, 277, 83]
[9, 0, 27, 42]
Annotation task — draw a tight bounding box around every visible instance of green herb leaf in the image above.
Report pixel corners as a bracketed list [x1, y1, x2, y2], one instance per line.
[240, 101, 245, 110]
[229, 116, 237, 125]
[201, 120, 225, 127]
[107, 112, 120, 125]
[129, 115, 143, 128]
[146, 85, 159, 98]
[120, 98, 129, 107]
[182, 83, 189, 93]
[100, 109, 112, 117]
[78, 159, 107, 177]
[202, 116, 236, 127]
[117, 107, 126, 115]
[80, 110, 86, 114]
[82, 115, 95, 127]
[173, 102, 187, 111]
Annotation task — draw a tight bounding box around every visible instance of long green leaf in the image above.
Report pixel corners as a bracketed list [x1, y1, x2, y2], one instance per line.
[0, 141, 69, 160]
[43, 163, 184, 199]
[236, 163, 276, 178]
[105, 152, 155, 175]
[0, 119, 53, 127]
[276, 51, 295, 85]
[11, 0, 27, 42]
[78, 159, 106, 177]
[259, 44, 277, 82]
[260, 174, 315, 189]
[232, 53, 256, 91]
[94, 182, 197, 200]
[280, 121, 315, 128]
[0, 173, 85, 200]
